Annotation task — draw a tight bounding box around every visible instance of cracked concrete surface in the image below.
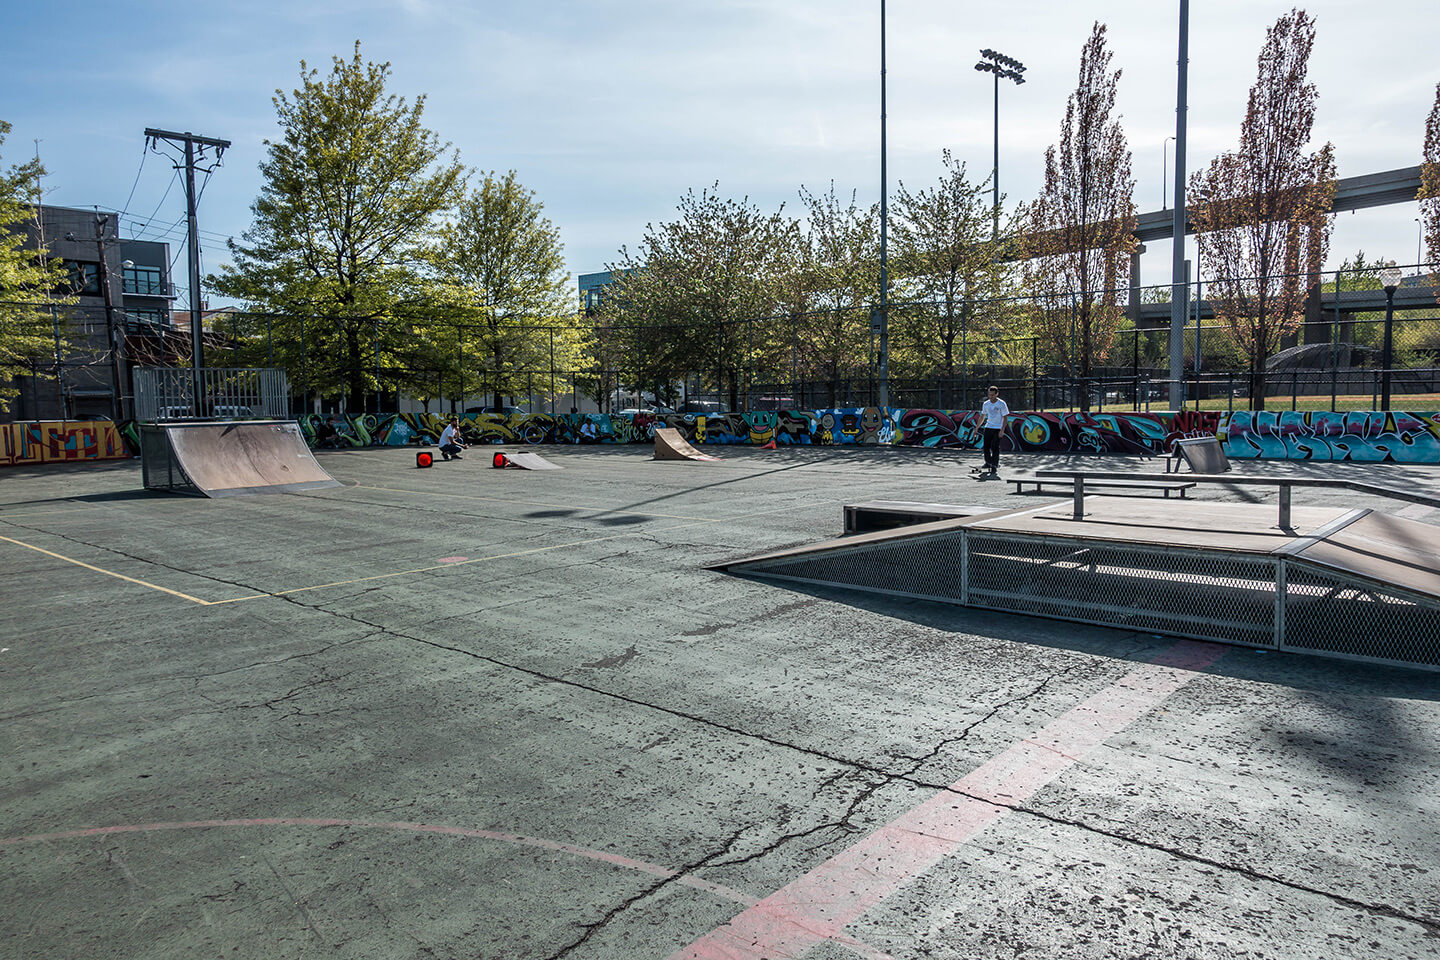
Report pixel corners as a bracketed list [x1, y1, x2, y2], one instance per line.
[1, 447, 1438, 959]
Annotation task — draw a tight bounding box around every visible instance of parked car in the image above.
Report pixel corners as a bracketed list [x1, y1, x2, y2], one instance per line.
[465, 406, 528, 417]
[678, 400, 728, 415]
[616, 404, 674, 416]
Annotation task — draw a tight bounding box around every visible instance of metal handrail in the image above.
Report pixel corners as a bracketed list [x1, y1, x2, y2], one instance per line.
[1033, 468, 1440, 527]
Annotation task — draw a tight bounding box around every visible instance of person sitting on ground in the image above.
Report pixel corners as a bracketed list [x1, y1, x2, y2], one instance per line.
[315, 416, 342, 449]
[438, 417, 467, 460]
[579, 419, 598, 443]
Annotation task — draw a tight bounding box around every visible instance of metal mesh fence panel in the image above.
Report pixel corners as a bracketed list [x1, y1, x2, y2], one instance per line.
[1282, 562, 1440, 669]
[138, 425, 196, 495]
[744, 532, 967, 604]
[964, 533, 1279, 647]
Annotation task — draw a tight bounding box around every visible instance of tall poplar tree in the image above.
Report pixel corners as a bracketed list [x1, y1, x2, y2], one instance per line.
[1190, 9, 1336, 410]
[1019, 22, 1136, 408]
[213, 42, 466, 407]
[1419, 81, 1440, 291]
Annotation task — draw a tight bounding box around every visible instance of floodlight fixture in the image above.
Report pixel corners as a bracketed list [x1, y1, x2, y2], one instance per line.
[974, 48, 1026, 239]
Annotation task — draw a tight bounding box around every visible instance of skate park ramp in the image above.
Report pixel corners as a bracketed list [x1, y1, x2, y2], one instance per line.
[653, 426, 721, 461]
[715, 497, 1440, 671]
[1174, 435, 1231, 473]
[498, 451, 562, 470]
[140, 420, 341, 498]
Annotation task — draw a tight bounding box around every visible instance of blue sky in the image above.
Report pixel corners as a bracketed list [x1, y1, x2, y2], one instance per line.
[3, 0, 1434, 306]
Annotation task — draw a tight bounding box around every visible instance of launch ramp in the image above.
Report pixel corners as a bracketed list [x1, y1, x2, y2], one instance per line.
[716, 497, 1440, 672]
[141, 420, 341, 498]
[653, 427, 721, 461]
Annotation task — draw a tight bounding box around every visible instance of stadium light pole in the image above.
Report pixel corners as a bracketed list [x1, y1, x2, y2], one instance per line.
[974, 49, 1026, 239]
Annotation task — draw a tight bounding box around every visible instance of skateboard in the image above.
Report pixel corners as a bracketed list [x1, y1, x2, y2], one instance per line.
[970, 465, 1000, 481]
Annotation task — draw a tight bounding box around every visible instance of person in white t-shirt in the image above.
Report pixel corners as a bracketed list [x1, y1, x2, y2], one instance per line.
[438, 418, 466, 460]
[980, 385, 1009, 475]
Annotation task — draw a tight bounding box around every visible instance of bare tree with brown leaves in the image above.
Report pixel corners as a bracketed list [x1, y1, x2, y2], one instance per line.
[1190, 8, 1336, 410]
[1020, 22, 1136, 410]
[1419, 81, 1440, 291]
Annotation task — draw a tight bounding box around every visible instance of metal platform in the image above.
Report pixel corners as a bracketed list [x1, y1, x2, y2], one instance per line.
[715, 497, 1440, 672]
[140, 420, 341, 498]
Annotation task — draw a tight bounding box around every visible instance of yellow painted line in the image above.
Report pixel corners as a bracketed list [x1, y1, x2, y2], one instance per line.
[0, 534, 210, 605]
[205, 532, 641, 605]
[352, 483, 720, 524]
[0, 506, 103, 521]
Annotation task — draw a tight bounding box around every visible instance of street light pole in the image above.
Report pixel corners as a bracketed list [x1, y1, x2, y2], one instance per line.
[878, 0, 889, 410]
[1163, 136, 1176, 210]
[974, 49, 1026, 240]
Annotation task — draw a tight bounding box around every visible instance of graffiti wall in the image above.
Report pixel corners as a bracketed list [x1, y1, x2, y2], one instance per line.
[894, 409, 1175, 456]
[1223, 411, 1440, 462]
[0, 420, 134, 466]
[280, 407, 1440, 464]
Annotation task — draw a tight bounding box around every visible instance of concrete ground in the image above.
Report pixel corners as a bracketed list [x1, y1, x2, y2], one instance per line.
[1, 444, 1437, 960]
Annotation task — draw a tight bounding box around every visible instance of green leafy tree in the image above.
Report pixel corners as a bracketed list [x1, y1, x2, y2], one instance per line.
[604, 185, 789, 408]
[0, 120, 69, 412]
[891, 151, 1009, 394]
[212, 41, 466, 408]
[791, 183, 880, 405]
[438, 171, 585, 410]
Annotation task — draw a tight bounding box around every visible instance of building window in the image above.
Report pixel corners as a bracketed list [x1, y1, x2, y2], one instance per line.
[123, 264, 165, 297]
[125, 308, 166, 333]
[60, 260, 101, 296]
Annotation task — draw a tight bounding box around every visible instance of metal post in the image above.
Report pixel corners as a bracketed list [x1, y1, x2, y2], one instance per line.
[992, 69, 1000, 239]
[878, 0, 890, 411]
[1169, 0, 1190, 411]
[1381, 285, 1396, 410]
[1278, 484, 1292, 530]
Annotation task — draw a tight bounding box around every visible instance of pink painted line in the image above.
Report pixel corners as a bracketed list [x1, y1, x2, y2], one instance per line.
[670, 640, 1226, 960]
[0, 816, 751, 903]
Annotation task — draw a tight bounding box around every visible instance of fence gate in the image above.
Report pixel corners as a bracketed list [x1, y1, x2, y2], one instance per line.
[134, 367, 289, 422]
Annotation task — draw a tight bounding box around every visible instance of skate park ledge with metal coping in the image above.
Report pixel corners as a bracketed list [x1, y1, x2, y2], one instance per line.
[714, 481, 1440, 673]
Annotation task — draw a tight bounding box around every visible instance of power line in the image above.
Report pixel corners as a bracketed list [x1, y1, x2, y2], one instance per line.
[119, 144, 148, 222]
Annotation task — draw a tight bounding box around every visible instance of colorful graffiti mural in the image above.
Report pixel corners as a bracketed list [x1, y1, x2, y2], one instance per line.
[895, 409, 1174, 456]
[1223, 411, 1440, 462]
[275, 407, 1440, 463]
[0, 420, 135, 466]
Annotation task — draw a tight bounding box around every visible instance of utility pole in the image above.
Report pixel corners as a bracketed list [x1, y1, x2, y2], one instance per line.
[144, 128, 230, 415]
[1168, 0, 1189, 411]
[93, 215, 123, 420]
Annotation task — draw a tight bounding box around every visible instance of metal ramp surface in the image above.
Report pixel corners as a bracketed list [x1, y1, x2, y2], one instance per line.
[716, 497, 1440, 672]
[141, 420, 341, 497]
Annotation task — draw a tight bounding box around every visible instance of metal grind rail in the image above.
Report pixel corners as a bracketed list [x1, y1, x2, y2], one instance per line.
[1033, 470, 1440, 527]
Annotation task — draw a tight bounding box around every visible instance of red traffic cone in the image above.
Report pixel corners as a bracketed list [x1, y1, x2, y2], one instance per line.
[492, 452, 509, 469]
[416, 451, 434, 468]
[760, 439, 777, 450]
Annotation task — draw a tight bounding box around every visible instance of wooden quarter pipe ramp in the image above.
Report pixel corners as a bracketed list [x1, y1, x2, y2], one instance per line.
[140, 420, 341, 497]
[653, 427, 721, 461]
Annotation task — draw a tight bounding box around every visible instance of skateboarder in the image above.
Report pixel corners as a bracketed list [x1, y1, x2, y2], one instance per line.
[438, 417, 467, 460]
[979, 385, 1008, 477]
